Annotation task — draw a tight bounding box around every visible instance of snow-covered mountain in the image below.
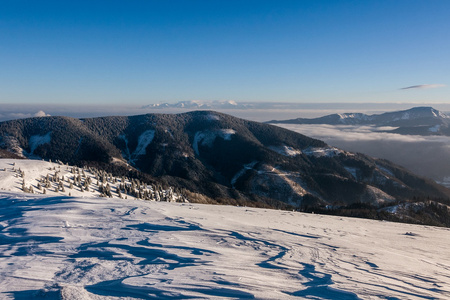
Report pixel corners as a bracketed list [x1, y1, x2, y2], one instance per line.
[269, 107, 450, 135]
[1, 111, 450, 220]
[1, 185, 449, 299]
[142, 100, 247, 109]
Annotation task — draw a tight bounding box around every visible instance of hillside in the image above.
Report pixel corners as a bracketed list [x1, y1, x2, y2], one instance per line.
[1, 111, 449, 216]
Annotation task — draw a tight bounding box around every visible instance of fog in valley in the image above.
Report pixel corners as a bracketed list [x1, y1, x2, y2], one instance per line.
[276, 124, 450, 187]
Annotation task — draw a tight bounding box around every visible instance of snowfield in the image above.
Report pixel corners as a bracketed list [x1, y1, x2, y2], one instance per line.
[0, 161, 450, 299]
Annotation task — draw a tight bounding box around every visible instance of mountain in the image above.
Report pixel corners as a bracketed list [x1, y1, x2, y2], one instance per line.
[142, 100, 248, 109]
[1, 111, 449, 214]
[268, 107, 450, 135]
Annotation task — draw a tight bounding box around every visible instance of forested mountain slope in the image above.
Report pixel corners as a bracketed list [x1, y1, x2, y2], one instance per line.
[1, 111, 449, 212]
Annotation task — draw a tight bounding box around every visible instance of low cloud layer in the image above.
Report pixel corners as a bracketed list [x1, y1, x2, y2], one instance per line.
[400, 84, 446, 90]
[275, 124, 450, 184]
[0, 111, 51, 122]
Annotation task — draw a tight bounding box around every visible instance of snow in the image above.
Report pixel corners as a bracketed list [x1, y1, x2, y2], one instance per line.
[205, 113, 220, 121]
[29, 132, 51, 155]
[193, 130, 236, 155]
[1, 159, 450, 299]
[376, 165, 394, 177]
[0, 190, 449, 299]
[0, 136, 25, 157]
[437, 176, 450, 188]
[230, 161, 258, 186]
[0, 159, 183, 202]
[439, 111, 449, 118]
[429, 125, 441, 133]
[268, 145, 302, 157]
[119, 130, 156, 163]
[344, 167, 357, 179]
[133, 130, 155, 157]
[303, 147, 344, 158]
[363, 185, 396, 204]
[219, 128, 236, 140]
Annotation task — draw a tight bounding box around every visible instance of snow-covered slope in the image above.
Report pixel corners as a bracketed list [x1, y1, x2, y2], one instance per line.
[1, 176, 449, 298]
[0, 159, 184, 202]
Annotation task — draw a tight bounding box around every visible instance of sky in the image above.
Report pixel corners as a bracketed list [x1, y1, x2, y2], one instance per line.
[1, 0, 449, 105]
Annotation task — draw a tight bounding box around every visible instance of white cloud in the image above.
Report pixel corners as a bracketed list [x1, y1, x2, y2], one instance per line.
[400, 84, 446, 90]
[0, 111, 51, 122]
[34, 110, 51, 117]
[274, 124, 450, 182]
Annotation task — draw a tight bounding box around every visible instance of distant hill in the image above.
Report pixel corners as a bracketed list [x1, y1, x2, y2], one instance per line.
[268, 107, 450, 136]
[1, 111, 449, 214]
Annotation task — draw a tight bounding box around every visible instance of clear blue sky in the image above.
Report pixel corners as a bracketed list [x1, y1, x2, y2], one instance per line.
[1, 0, 449, 105]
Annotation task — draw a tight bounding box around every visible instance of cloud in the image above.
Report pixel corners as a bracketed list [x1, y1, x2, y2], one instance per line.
[274, 124, 450, 182]
[0, 111, 51, 122]
[34, 110, 51, 117]
[400, 84, 446, 90]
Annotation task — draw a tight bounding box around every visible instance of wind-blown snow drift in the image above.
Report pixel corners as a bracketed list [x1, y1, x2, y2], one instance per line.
[0, 189, 449, 299]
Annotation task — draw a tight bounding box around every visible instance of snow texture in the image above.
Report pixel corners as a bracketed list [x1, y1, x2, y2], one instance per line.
[1, 159, 450, 299]
[0, 190, 449, 299]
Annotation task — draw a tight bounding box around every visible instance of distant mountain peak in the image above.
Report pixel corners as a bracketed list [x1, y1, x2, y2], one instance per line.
[142, 100, 244, 110]
[268, 106, 450, 129]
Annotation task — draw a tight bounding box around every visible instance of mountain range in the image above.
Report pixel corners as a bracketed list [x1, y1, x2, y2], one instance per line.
[268, 107, 450, 136]
[0, 111, 449, 225]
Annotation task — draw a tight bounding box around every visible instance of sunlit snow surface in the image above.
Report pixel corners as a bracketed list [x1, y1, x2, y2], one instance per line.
[1, 164, 450, 299]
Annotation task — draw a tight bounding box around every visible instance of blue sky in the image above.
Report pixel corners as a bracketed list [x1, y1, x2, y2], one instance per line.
[1, 0, 449, 105]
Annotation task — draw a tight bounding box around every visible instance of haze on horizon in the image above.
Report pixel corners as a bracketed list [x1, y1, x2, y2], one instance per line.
[1, 0, 449, 106]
